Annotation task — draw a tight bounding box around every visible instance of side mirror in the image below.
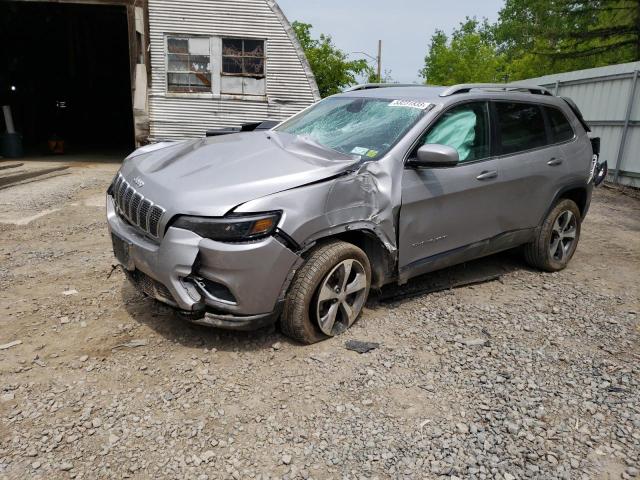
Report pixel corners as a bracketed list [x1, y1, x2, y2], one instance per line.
[408, 144, 459, 168]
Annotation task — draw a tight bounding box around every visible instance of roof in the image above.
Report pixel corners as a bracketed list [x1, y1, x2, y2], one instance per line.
[334, 83, 561, 105]
[336, 86, 447, 102]
[525, 61, 640, 86]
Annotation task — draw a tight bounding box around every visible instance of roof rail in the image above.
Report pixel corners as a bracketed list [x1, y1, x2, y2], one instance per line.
[439, 83, 553, 97]
[345, 83, 421, 92]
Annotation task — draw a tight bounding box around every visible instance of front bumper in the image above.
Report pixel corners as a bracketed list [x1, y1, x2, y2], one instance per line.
[106, 195, 300, 328]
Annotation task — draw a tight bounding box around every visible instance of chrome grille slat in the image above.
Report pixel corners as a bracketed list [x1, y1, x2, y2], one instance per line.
[130, 193, 142, 225]
[117, 178, 127, 206]
[148, 205, 165, 237]
[123, 186, 134, 220]
[139, 200, 151, 231]
[109, 174, 166, 239]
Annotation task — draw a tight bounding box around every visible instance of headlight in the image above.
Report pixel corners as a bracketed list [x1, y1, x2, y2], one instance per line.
[172, 212, 281, 241]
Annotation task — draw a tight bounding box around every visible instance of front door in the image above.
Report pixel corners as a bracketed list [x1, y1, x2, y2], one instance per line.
[398, 101, 506, 278]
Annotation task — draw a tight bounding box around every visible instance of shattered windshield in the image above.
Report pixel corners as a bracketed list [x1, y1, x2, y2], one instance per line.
[275, 97, 429, 159]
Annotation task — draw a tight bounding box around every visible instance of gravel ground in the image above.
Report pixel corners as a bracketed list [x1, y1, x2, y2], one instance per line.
[0, 160, 638, 480]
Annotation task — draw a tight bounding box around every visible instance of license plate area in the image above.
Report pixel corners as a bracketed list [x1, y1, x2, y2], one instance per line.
[111, 232, 133, 270]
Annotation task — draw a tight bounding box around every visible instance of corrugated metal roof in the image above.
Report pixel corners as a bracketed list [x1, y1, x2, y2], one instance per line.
[525, 61, 640, 86]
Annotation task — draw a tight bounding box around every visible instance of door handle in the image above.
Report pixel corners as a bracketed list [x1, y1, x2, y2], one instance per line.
[476, 170, 498, 180]
[547, 157, 563, 166]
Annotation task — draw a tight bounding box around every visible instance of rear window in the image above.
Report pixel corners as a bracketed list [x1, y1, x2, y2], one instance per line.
[495, 102, 547, 155]
[545, 107, 574, 143]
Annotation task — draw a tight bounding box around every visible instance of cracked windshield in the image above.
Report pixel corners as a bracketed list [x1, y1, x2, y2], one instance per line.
[276, 97, 429, 159]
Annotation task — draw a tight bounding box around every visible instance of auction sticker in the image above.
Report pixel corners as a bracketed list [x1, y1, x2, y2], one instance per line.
[351, 147, 369, 155]
[389, 100, 432, 110]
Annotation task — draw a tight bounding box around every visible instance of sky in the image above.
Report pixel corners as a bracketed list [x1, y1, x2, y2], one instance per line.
[276, 0, 505, 84]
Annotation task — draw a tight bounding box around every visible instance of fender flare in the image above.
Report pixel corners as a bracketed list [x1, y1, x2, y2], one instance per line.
[539, 181, 592, 226]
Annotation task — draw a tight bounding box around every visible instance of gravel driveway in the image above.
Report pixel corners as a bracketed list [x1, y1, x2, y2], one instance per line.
[0, 160, 638, 479]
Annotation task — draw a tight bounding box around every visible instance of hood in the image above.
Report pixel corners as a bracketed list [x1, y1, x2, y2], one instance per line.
[119, 131, 360, 218]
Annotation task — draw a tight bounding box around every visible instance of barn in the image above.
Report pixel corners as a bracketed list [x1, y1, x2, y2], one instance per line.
[0, 0, 320, 156]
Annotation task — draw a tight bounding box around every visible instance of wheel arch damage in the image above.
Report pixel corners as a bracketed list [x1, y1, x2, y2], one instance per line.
[234, 159, 400, 287]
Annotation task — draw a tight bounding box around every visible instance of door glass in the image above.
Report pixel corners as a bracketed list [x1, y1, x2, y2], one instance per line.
[545, 107, 574, 143]
[422, 102, 490, 162]
[495, 102, 547, 154]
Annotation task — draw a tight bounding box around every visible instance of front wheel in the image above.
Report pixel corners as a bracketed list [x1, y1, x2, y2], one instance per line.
[524, 199, 581, 272]
[280, 240, 371, 344]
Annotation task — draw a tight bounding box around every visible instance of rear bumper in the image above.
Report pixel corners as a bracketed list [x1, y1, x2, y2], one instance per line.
[106, 194, 300, 327]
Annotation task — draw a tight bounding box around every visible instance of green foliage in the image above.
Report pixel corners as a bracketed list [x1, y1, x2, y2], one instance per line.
[292, 21, 370, 97]
[364, 66, 394, 84]
[420, 19, 505, 85]
[421, 1, 640, 84]
[497, 0, 640, 79]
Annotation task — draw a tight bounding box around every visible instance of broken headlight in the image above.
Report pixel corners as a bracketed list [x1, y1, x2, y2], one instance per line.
[172, 212, 281, 242]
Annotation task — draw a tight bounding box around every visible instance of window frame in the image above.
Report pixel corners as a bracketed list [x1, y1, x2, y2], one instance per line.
[221, 37, 266, 78]
[406, 100, 494, 166]
[165, 35, 212, 94]
[404, 98, 582, 168]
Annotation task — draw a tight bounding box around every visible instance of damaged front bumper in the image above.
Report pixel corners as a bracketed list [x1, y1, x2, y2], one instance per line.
[106, 195, 300, 330]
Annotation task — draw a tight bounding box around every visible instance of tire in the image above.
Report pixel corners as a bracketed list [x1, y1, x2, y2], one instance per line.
[524, 199, 581, 272]
[280, 240, 371, 344]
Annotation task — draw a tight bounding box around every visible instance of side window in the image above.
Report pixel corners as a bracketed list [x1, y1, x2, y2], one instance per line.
[545, 107, 574, 143]
[495, 102, 547, 155]
[421, 102, 490, 162]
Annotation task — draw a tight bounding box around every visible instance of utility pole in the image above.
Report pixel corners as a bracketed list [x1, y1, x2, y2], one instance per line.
[377, 40, 382, 83]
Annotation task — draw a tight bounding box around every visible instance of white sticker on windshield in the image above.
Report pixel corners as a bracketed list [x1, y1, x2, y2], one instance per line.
[351, 147, 369, 155]
[389, 100, 432, 110]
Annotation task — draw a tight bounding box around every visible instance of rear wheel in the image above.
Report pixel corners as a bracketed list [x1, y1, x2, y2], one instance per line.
[280, 240, 371, 344]
[524, 199, 581, 272]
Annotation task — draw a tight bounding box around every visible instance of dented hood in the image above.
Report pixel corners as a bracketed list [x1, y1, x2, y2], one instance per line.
[119, 131, 360, 217]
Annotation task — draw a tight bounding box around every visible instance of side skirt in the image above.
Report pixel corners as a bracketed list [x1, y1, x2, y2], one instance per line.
[398, 228, 535, 284]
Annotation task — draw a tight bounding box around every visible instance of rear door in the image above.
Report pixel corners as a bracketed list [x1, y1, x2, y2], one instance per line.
[398, 101, 506, 271]
[490, 101, 566, 231]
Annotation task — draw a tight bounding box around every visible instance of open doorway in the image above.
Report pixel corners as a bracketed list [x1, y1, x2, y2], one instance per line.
[0, 1, 135, 156]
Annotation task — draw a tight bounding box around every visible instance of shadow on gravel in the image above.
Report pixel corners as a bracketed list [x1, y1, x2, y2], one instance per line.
[372, 247, 535, 306]
[121, 247, 535, 350]
[120, 283, 285, 353]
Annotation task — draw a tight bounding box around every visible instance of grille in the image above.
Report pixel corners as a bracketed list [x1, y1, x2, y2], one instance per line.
[111, 174, 166, 238]
[126, 270, 176, 306]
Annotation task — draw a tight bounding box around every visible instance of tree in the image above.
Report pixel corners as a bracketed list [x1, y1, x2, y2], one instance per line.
[365, 66, 394, 84]
[420, 1, 640, 84]
[420, 19, 505, 85]
[497, 0, 640, 78]
[292, 21, 370, 97]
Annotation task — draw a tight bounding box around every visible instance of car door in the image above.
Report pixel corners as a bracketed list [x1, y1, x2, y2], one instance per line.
[398, 101, 508, 276]
[490, 101, 568, 232]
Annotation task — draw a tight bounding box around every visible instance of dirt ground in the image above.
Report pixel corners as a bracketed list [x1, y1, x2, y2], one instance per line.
[0, 159, 638, 480]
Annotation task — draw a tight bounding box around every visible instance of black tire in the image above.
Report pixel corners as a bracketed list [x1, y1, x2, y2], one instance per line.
[280, 240, 371, 344]
[524, 199, 581, 272]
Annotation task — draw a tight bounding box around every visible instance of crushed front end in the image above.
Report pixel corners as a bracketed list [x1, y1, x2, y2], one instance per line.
[106, 175, 301, 330]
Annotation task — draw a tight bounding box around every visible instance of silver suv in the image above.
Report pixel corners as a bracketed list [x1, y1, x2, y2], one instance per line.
[107, 84, 607, 344]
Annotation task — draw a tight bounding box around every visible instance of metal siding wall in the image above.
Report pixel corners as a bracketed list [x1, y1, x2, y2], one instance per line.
[147, 0, 318, 140]
[526, 63, 640, 187]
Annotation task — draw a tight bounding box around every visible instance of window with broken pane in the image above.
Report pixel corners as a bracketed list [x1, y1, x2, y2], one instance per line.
[222, 38, 265, 77]
[167, 36, 211, 93]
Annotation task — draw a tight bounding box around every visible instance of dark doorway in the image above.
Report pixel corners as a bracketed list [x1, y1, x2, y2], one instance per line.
[0, 1, 134, 155]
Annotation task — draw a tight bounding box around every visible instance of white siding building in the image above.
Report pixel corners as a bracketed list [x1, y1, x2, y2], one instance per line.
[145, 0, 320, 141]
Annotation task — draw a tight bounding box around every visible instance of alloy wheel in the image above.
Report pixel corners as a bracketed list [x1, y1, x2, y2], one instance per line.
[549, 210, 577, 262]
[315, 259, 368, 336]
